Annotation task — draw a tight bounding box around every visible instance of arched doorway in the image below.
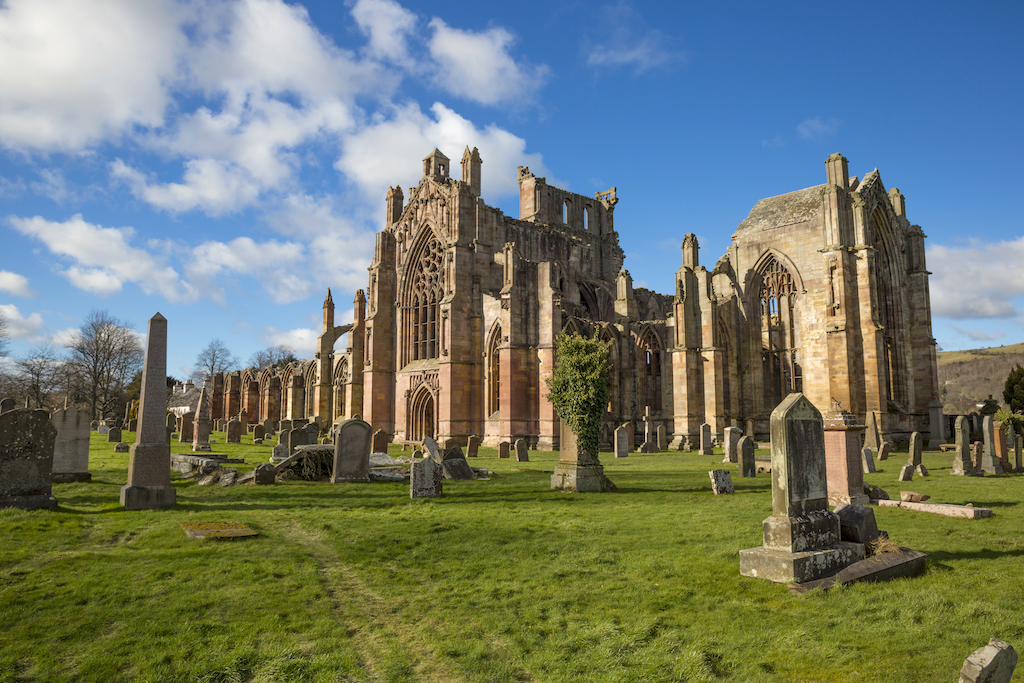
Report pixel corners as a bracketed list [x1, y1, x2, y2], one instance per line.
[408, 385, 436, 441]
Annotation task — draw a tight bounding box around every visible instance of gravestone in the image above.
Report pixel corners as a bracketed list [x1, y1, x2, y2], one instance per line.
[877, 441, 891, 461]
[287, 428, 311, 455]
[442, 456, 475, 480]
[0, 409, 58, 510]
[723, 426, 742, 463]
[699, 423, 713, 455]
[254, 463, 276, 485]
[551, 421, 608, 492]
[262, 418, 275, 434]
[739, 393, 864, 584]
[993, 421, 1013, 472]
[981, 416, 1003, 474]
[972, 442, 984, 473]
[745, 418, 755, 439]
[225, 419, 242, 443]
[51, 406, 91, 482]
[253, 424, 266, 440]
[738, 436, 755, 478]
[178, 412, 194, 443]
[238, 411, 248, 435]
[165, 413, 176, 431]
[823, 404, 869, 505]
[422, 436, 442, 462]
[951, 415, 972, 475]
[127, 419, 138, 432]
[120, 313, 176, 510]
[107, 427, 121, 443]
[861, 447, 876, 474]
[467, 435, 481, 457]
[410, 457, 443, 498]
[864, 411, 881, 451]
[959, 637, 1018, 683]
[0, 398, 16, 414]
[279, 419, 293, 434]
[114, 442, 129, 453]
[192, 388, 212, 452]
[331, 418, 371, 483]
[514, 438, 529, 462]
[304, 423, 320, 442]
[833, 504, 886, 546]
[97, 425, 110, 435]
[1016, 435, 1023, 473]
[898, 464, 914, 481]
[371, 429, 389, 454]
[656, 424, 667, 451]
[708, 469, 734, 494]
[908, 431, 928, 476]
[498, 441, 510, 458]
[614, 424, 629, 458]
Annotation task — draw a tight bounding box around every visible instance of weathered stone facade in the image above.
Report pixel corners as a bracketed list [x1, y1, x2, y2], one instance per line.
[207, 149, 940, 449]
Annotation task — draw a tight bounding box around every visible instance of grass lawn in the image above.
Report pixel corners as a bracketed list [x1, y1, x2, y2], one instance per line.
[1, 432, 1023, 682]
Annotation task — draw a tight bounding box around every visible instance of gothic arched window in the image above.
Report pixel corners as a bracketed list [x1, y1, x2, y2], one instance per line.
[872, 210, 908, 407]
[402, 234, 445, 365]
[487, 325, 501, 417]
[637, 327, 662, 415]
[758, 255, 801, 409]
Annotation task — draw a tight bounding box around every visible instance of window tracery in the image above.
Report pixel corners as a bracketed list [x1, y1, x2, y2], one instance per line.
[401, 234, 445, 364]
[758, 254, 801, 408]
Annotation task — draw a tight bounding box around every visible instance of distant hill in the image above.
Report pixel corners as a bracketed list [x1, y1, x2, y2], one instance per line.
[937, 342, 1024, 414]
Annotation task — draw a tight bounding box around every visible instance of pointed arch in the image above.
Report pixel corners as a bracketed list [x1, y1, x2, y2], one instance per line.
[408, 383, 436, 441]
[599, 324, 621, 417]
[871, 207, 909, 407]
[304, 361, 318, 419]
[636, 324, 663, 415]
[486, 321, 502, 417]
[751, 252, 801, 410]
[332, 357, 349, 421]
[400, 224, 445, 365]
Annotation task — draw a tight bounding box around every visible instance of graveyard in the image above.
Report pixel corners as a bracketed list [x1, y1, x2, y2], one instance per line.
[1, 426, 1022, 683]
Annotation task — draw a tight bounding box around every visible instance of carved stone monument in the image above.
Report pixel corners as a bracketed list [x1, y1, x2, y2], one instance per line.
[0, 409, 58, 510]
[739, 393, 864, 584]
[331, 418, 371, 483]
[699, 423, 713, 455]
[551, 422, 607, 492]
[823, 403, 869, 506]
[192, 388, 212, 452]
[410, 457, 443, 498]
[120, 313, 176, 510]
[614, 424, 629, 458]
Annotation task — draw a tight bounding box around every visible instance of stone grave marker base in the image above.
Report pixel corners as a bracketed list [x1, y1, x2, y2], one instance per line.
[51, 472, 92, 483]
[551, 463, 607, 492]
[120, 484, 176, 510]
[0, 494, 57, 510]
[787, 547, 927, 594]
[739, 542, 865, 584]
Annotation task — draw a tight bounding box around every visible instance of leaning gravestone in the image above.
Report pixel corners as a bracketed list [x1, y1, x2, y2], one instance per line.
[861, 447, 876, 474]
[877, 441, 891, 461]
[864, 411, 881, 452]
[951, 415, 972, 475]
[466, 435, 481, 458]
[699, 423, 713, 455]
[0, 409, 58, 510]
[959, 637, 1018, 683]
[908, 431, 928, 476]
[739, 393, 864, 584]
[225, 419, 242, 444]
[514, 438, 529, 462]
[738, 435, 755, 477]
[51, 406, 91, 482]
[410, 457, 443, 498]
[709, 469, 734, 495]
[331, 418, 371, 483]
[120, 313, 176, 510]
[107, 427, 122, 443]
[614, 424, 629, 458]
[178, 412, 194, 444]
[441, 455, 475, 480]
[723, 426, 742, 463]
[422, 436, 442, 463]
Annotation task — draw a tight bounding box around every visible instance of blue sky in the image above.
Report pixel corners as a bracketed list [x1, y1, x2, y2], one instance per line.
[1, 0, 1022, 378]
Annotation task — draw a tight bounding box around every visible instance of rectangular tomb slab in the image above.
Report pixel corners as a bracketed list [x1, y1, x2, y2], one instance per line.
[788, 548, 928, 594]
[876, 500, 993, 518]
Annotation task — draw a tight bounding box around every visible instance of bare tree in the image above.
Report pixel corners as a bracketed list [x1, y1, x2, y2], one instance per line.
[14, 343, 66, 409]
[193, 339, 238, 383]
[246, 345, 295, 371]
[67, 310, 144, 420]
[0, 308, 9, 358]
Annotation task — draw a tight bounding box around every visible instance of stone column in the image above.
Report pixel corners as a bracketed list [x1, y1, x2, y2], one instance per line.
[120, 313, 176, 510]
[823, 404, 869, 506]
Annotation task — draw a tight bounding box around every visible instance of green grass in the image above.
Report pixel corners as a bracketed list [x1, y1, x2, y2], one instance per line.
[1, 433, 1023, 682]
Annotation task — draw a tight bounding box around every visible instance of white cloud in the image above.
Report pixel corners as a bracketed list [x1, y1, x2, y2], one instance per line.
[585, 3, 683, 75]
[259, 326, 318, 355]
[188, 236, 311, 304]
[0, 270, 34, 297]
[351, 0, 418, 66]
[112, 157, 264, 216]
[0, 304, 45, 340]
[427, 18, 548, 106]
[336, 101, 550, 203]
[797, 116, 840, 140]
[929, 237, 1024, 319]
[7, 214, 197, 301]
[0, 0, 185, 151]
[949, 324, 1007, 342]
[48, 327, 79, 347]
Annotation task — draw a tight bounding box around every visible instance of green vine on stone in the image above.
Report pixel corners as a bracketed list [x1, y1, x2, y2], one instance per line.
[545, 332, 610, 457]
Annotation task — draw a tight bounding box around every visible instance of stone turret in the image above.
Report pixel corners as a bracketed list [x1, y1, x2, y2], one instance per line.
[461, 146, 482, 195]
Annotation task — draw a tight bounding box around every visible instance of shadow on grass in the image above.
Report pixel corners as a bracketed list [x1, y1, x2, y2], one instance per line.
[924, 547, 1024, 563]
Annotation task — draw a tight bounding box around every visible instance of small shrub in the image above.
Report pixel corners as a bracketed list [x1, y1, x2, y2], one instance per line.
[545, 332, 610, 457]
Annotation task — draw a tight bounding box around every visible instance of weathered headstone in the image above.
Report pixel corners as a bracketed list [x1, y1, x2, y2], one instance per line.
[422, 436, 442, 462]
[177, 412, 194, 443]
[861, 447, 876, 474]
[254, 463, 276, 485]
[833, 504, 886, 546]
[823, 404, 869, 506]
[332, 418, 371, 483]
[0, 409, 58, 509]
[279, 419, 293, 434]
[908, 431, 928, 476]
[745, 417, 755, 439]
[0, 398, 16, 414]
[708, 469, 734, 494]
[959, 637, 1018, 683]
[165, 413, 176, 431]
[287, 428, 311, 455]
[97, 425, 110, 435]
[877, 441, 891, 461]
[51, 406, 91, 482]
[614, 424, 629, 458]
[981, 416, 1003, 474]
[371, 428, 389, 454]
[498, 441, 510, 458]
[864, 411, 881, 451]
[994, 421, 1013, 472]
[972, 441, 984, 474]
[114, 442, 129, 453]
[120, 313, 176, 510]
[107, 427, 122, 443]
[225, 419, 242, 443]
[951, 415, 972, 475]
[410, 457, 443, 498]
[1016, 435, 1023, 473]
[127, 419, 138, 432]
[466, 435, 481, 457]
[898, 464, 914, 481]
[514, 438, 529, 462]
[192, 388, 212, 452]
[442, 457, 475, 480]
[723, 426, 742, 463]
[739, 393, 864, 584]
[699, 423, 713, 455]
[656, 424, 667, 452]
[738, 435, 755, 477]
[253, 424, 266, 440]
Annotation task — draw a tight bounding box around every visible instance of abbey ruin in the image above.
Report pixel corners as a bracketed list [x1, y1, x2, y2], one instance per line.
[197, 148, 942, 449]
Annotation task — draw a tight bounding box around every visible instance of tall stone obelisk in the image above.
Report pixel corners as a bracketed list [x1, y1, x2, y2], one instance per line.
[120, 313, 176, 509]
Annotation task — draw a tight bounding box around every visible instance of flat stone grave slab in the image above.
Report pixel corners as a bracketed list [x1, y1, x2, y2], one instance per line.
[788, 547, 927, 594]
[876, 499, 993, 518]
[180, 521, 258, 540]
